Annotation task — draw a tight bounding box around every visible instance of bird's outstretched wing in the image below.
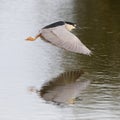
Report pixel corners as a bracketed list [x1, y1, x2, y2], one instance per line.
[41, 26, 92, 55]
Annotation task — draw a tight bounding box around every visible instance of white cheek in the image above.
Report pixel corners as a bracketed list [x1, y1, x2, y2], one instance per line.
[66, 25, 75, 31]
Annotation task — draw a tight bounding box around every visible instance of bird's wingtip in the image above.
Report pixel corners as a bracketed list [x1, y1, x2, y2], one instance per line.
[87, 51, 93, 56]
[85, 50, 92, 56]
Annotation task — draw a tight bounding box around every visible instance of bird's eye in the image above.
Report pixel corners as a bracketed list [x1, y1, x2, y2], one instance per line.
[74, 24, 77, 27]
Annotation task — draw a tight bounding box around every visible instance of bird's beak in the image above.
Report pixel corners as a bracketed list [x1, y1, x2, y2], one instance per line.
[76, 26, 90, 30]
[76, 26, 82, 29]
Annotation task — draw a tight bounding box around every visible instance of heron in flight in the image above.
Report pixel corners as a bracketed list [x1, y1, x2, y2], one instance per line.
[26, 21, 92, 55]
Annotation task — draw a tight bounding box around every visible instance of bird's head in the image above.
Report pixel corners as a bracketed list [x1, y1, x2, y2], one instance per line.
[42, 21, 79, 31]
[65, 21, 77, 31]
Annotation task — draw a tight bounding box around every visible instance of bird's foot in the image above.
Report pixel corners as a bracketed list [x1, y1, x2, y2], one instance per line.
[26, 36, 36, 41]
[67, 98, 76, 104]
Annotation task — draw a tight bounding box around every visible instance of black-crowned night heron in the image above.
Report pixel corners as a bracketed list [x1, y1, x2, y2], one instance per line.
[26, 21, 92, 55]
[29, 70, 90, 104]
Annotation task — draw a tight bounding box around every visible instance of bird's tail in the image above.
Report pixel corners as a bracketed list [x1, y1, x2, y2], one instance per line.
[26, 33, 41, 41]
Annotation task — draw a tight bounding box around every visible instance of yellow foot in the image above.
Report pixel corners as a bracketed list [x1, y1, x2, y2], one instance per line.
[26, 36, 36, 41]
[67, 98, 76, 104]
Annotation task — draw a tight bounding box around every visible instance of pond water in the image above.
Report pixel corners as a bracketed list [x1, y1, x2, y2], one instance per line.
[0, 0, 120, 120]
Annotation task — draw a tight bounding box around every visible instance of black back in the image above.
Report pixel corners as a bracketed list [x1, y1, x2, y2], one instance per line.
[43, 21, 65, 29]
[42, 21, 76, 29]
[65, 21, 76, 26]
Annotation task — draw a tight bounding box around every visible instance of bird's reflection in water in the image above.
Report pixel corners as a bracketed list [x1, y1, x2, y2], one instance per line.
[38, 70, 91, 104]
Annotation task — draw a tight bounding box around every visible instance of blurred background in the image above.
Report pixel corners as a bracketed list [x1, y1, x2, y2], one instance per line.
[0, 0, 120, 120]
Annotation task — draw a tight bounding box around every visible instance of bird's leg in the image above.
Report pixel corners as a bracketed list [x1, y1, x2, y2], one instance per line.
[67, 98, 76, 104]
[26, 33, 41, 41]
